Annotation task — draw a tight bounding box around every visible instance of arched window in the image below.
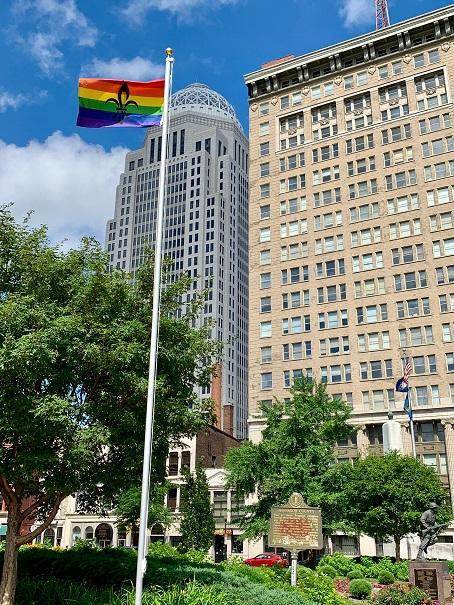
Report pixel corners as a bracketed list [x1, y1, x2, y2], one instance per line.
[95, 523, 113, 548]
[43, 527, 55, 546]
[85, 526, 94, 540]
[72, 526, 81, 545]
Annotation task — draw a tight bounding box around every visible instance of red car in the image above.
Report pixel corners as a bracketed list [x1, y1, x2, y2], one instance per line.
[244, 553, 288, 567]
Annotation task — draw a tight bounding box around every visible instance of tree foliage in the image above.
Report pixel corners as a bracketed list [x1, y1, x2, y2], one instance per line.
[320, 452, 452, 560]
[179, 462, 215, 552]
[225, 378, 352, 538]
[0, 207, 220, 602]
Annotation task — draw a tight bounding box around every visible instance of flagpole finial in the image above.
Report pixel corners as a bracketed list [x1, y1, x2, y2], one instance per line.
[165, 48, 173, 57]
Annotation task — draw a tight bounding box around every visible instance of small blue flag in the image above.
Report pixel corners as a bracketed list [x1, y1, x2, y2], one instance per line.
[403, 392, 413, 420]
[395, 377, 409, 393]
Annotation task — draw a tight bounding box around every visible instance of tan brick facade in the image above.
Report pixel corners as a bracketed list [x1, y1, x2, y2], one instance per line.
[246, 7, 454, 501]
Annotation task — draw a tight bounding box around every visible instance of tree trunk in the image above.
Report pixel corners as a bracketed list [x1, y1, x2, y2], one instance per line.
[394, 535, 401, 562]
[0, 507, 20, 605]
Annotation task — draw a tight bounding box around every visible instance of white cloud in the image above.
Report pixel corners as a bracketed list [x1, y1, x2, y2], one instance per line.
[82, 57, 164, 80]
[0, 132, 129, 247]
[122, 0, 238, 24]
[12, 0, 98, 74]
[339, 0, 375, 27]
[0, 89, 47, 113]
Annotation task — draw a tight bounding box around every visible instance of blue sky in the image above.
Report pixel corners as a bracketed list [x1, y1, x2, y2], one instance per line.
[0, 0, 448, 244]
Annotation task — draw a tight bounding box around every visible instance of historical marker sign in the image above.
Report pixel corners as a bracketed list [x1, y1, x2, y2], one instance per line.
[414, 568, 438, 599]
[268, 492, 323, 551]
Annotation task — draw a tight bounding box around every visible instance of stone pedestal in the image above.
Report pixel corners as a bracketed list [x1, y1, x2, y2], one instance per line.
[409, 561, 452, 605]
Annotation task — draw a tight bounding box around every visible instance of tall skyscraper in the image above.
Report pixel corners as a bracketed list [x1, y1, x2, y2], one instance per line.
[246, 3, 454, 525]
[106, 84, 249, 438]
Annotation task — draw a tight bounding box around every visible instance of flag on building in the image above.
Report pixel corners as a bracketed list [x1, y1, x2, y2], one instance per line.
[77, 78, 165, 128]
[396, 357, 413, 420]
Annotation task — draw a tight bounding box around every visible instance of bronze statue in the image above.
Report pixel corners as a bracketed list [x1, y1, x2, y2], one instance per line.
[416, 503, 447, 560]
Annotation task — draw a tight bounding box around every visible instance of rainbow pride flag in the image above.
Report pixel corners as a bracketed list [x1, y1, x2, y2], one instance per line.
[77, 78, 165, 128]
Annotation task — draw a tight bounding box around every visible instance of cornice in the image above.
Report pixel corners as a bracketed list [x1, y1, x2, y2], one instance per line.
[244, 4, 454, 89]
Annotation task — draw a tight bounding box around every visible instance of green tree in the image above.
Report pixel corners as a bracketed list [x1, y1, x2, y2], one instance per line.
[320, 452, 451, 561]
[0, 208, 220, 604]
[114, 484, 172, 532]
[179, 461, 215, 552]
[225, 378, 352, 538]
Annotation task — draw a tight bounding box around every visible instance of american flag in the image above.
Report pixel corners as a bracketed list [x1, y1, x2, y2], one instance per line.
[403, 357, 412, 381]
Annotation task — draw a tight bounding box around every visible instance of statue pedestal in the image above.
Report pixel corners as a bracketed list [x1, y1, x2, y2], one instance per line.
[409, 561, 452, 605]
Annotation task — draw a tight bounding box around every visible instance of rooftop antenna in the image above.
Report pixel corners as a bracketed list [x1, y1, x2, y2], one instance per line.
[375, 0, 390, 29]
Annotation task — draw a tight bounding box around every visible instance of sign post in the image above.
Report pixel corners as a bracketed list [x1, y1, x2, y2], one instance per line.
[269, 493, 323, 587]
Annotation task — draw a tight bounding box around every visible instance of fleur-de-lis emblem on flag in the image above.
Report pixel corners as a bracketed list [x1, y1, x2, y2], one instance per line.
[106, 82, 139, 119]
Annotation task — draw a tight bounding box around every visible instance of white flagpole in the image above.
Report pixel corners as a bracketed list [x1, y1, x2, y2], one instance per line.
[135, 48, 174, 605]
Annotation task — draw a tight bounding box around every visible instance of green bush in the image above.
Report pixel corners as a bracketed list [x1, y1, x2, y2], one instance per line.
[377, 570, 395, 585]
[372, 586, 432, 605]
[347, 568, 365, 580]
[318, 553, 355, 576]
[299, 569, 348, 605]
[15, 577, 119, 605]
[317, 564, 338, 578]
[349, 579, 372, 600]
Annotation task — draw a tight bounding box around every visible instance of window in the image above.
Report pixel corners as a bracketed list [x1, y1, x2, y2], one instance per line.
[419, 113, 451, 135]
[282, 290, 310, 309]
[381, 123, 411, 144]
[348, 179, 378, 199]
[439, 294, 454, 313]
[447, 353, 454, 372]
[320, 364, 352, 384]
[260, 204, 270, 220]
[427, 186, 453, 207]
[358, 331, 390, 352]
[352, 252, 383, 272]
[385, 169, 417, 190]
[396, 297, 430, 319]
[320, 336, 350, 356]
[354, 278, 385, 298]
[280, 196, 307, 215]
[389, 219, 421, 239]
[357, 71, 368, 86]
[360, 359, 393, 380]
[399, 326, 434, 347]
[260, 344, 272, 362]
[314, 210, 343, 230]
[260, 273, 271, 289]
[392, 244, 425, 265]
[281, 266, 309, 285]
[261, 372, 272, 390]
[260, 142, 270, 156]
[316, 258, 345, 278]
[394, 270, 427, 291]
[346, 134, 374, 154]
[317, 283, 347, 303]
[349, 202, 379, 223]
[280, 96, 290, 109]
[414, 53, 425, 68]
[410, 355, 437, 375]
[260, 297, 271, 313]
[260, 321, 272, 338]
[318, 309, 348, 329]
[259, 227, 270, 242]
[260, 122, 270, 136]
[435, 265, 454, 285]
[351, 227, 382, 247]
[387, 193, 420, 214]
[433, 238, 454, 258]
[356, 304, 388, 324]
[260, 163, 270, 177]
[259, 102, 269, 116]
[344, 75, 354, 90]
[282, 315, 310, 334]
[260, 183, 270, 198]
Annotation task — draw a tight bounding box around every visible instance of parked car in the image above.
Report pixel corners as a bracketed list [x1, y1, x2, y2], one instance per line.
[244, 553, 289, 567]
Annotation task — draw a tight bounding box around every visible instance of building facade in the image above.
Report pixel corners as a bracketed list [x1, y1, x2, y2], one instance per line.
[246, 5, 454, 551]
[105, 84, 249, 438]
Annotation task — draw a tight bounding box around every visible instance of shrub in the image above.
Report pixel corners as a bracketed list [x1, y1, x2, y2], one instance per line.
[299, 569, 348, 605]
[372, 586, 432, 605]
[148, 541, 181, 560]
[318, 553, 355, 576]
[347, 568, 365, 580]
[317, 564, 338, 578]
[15, 577, 119, 605]
[349, 579, 372, 600]
[377, 570, 395, 585]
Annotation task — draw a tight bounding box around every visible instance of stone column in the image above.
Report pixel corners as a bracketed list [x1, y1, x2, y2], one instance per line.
[357, 425, 369, 458]
[400, 422, 414, 456]
[441, 419, 454, 510]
